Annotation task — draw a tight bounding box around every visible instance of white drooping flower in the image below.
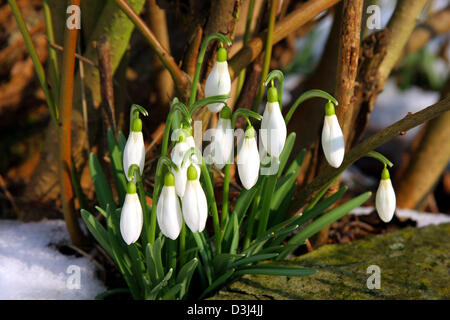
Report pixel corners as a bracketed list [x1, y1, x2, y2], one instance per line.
[182, 165, 208, 233]
[237, 126, 260, 190]
[204, 47, 231, 113]
[375, 166, 396, 223]
[120, 182, 143, 245]
[321, 101, 345, 168]
[123, 118, 146, 181]
[260, 86, 286, 158]
[209, 106, 233, 169]
[171, 134, 200, 197]
[156, 172, 183, 240]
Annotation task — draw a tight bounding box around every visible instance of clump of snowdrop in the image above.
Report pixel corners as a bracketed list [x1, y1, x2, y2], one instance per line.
[120, 181, 143, 245]
[260, 85, 286, 158]
[321, 101, 345, 168]
[237, 125, 260, 189]
[375, 166, 396, 222]
[157, 172, 183, 240]
[123, 117, 146, 181]
[182, 164, 208, 233]
[204, 46, 231, 113]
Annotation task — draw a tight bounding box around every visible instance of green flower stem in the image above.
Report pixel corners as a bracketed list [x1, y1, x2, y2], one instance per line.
[284, 89, 338, 125]
[236, 0, 256, 99]
[366, 151, 394, 168]
[221, 163, 231, 226]
[242, 183, 262, 250]
[256, 172, 277, 238]
[8, 0, 58, 125]
[179, 222, 186, 267]
[161, 99, 191, 157]
[231, 108, 263, 128]
[252, 0, 277, 111]
[264, 70, 284, 106]
[188, 33, 231, 108]
[129, 104, 148, 132]
[199, 161, 222, 254]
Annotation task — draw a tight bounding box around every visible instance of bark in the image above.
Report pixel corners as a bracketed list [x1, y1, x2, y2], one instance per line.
[395, 81, 450, 210]
[147, 0, 174, 108]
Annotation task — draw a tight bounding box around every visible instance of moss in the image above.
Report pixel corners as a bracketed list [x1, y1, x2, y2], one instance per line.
[211, 223, 450, 300]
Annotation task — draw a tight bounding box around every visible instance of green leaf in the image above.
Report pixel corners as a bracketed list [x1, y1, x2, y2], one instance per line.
[277, 133, 296, 178]
[212, 253, 243, 277]
[89, 153, 116, 210]
[148, 268, 173, 300]
[146, 239, 165, 284]
[199, 268, 235, 299]
[95, 288, 130, 300]
[176, 258, 199, 299]
[231, 253, 279, 268]
[118, 131, 127, 152]
[107, 129, 127, 204]
[235, 265, 316, 277]
[267, 186, 349, 237]
[80, 209, 112, 257]
[271, 148, 306, 211]
[279, 191, 372, 259]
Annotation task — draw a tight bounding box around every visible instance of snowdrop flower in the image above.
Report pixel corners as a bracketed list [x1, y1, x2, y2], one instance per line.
[120, 182, 143, 245]
[261, 86, 286, 158]
[375, 166, 396, 223]
[123, 117, 146, 181]
[182, 165, 208, 233]
[171, 134, 200, 197]
[237, 126, 260, 189]
[321, 101, 345, 168]
[157, 172, 183, 240]
[204, 47, 231, 113]
[210, 106, 234, 169]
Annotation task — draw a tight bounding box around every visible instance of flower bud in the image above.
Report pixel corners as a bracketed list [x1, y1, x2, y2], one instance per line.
[123, 118, 146, 181]
[321, 101, 345, 168]
[260, 86, 286, 158]
[157, 172, 183, 240]
[237, 126, 260, 189]
[182, 165, 208, 233]
[375, 167, 396, 223]
[204, 47, 231, 113]
[120, 182, 143, 245]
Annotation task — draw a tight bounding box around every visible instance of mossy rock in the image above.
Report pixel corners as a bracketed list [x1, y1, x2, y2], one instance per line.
[211, 223, 450, 300]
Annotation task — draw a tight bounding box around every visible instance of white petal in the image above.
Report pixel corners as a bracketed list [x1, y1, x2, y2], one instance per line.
[120, 193, 143, 245]
[212, 118, 234, 169]
[205, 61, 231, 113]
[260, 101, 287, 157]
[171, 141, 201, 197]
[182, 180, 208, 233]
[321, 115, 345, 168]
[376, 179, 396, 222]
[123, 132, 146, 181]
[237, 137, 260, 189]
[157, 186, 183, 240]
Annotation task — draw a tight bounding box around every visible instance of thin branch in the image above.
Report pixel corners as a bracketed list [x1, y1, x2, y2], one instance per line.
[49, 41, 97, 67]
[228, 0, 341, 79]
[113, 0, 189, 93]
[402, 6, 450, 58]
[58, 0, 87, 246]
[292, 96, 450, 210]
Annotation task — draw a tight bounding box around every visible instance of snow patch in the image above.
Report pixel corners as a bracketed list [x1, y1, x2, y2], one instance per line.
[351, 207, 450, 228]
[0, 219, 106, 300]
